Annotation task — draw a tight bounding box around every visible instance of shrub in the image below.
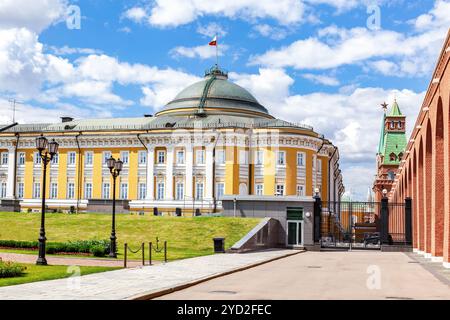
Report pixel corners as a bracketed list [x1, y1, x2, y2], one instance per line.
[90, 244, 107, 257]
[0, 259, 26, 278]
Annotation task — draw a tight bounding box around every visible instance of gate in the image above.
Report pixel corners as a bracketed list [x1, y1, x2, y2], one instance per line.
[316, 198, 412, 250]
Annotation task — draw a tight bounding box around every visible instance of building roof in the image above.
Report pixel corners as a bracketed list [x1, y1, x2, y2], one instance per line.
[157, 66, 270, 117]
[382, 132, 407, 165]
[388, 100, 405, 117]
[377, 113, 385, 154]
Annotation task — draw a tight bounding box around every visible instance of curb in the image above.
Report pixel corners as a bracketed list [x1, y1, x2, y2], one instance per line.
[127, 250, 304, 300]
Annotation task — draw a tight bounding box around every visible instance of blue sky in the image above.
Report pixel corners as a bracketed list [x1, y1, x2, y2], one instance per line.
[1, 0, 449, 199]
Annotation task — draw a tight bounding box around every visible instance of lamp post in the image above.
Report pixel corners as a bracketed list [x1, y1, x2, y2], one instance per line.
[35, 135, 59, 265]
[107, 156, 123, 258]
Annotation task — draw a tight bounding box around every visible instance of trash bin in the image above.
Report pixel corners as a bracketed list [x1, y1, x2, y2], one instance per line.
[213, 237, 225, 253]
[195, 208, 201, 216]
[175, 207, 182, 217]
[153, 207, 159, 216]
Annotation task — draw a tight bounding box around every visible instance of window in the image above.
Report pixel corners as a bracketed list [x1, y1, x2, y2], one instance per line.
[157, 182, 165, 200]
[17, 183, 24, 199]
[18, 152, 25, 166]
[398, 121, 402, 129]
[239, 150, 248, 165]
[34, 152, 41, 165]
[103, 151, 112, 165]
[256, 184, 263, 196]
[85, 151, 93, 166]
[120, 151, 129, 165]
[398, 152, 404, 160]
[50, 183, 58, 199]
[120, 183, 128, 199]
[68, 152, 76, 166]
[297, 152, 305, 166]
[317, 158, 322, 172]
[296, 185, 305, 197]
[138, 151, 147, 165]
[176, 150, 185, 164]
[389, 153, 397, 161]
[216, 150, 225, 164]
[157, 151, 165, 164]
[85, 183, 92, 199]
[33, 182, 41, 199]
[196, 149, 205, 165]
[387, 171, 395, 180]
[67, 183, 75, 199]
[0, 182, 6, 198]
[277, 151, 285, 165]
[390, 121, 395, 129]
[138, 183, 146, 200]
[1, 153, 8, 165]
[276, 184, 284, 196]
[195, 182, 204, 200]
[102, 183, 110, 199]
[51, 153, 59, 165]
[216, 183, 225, 199]
[176, 182, 184, 200]
[255, 150, 264, 165]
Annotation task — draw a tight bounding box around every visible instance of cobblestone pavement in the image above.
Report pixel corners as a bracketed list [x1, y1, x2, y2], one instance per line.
[0, 249, 297, 300]
[0, 252, 148, 268]
[157, 251, 450, 300]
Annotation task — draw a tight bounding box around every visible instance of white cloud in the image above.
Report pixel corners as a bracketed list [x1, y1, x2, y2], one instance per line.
[302, 73, 340, 86]
[48, 45, 103, 56]
[123, 7, 148, 23]
[0, 0, 67, 33]
[170, 44, 228, 60]
[413, 0, 450, 31]
[196, 22, 227, 37]
[252, 24, 288, 40]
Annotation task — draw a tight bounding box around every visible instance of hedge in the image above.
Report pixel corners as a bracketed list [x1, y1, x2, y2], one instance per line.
[0, 260, 26, 278]
[0, 240, 112, 257]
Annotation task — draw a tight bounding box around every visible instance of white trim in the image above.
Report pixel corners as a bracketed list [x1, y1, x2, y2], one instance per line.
[443, 261, 450, 269]
[20, 199, 88, 209]
[430, 256, 443, 263]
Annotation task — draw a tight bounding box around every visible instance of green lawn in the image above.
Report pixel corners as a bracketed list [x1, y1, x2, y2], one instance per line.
[0, 263, 117, 287]
[0, 212, 260, 261]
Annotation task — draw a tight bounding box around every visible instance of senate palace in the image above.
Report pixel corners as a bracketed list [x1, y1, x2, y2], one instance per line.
[0, 66, 344, 215]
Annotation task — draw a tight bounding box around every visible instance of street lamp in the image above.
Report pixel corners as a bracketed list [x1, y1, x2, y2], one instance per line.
[35, 135, 59, 265]
[107, 156, 123, 258]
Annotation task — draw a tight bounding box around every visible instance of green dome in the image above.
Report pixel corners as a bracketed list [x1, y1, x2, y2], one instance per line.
[156, 67, 270, 118]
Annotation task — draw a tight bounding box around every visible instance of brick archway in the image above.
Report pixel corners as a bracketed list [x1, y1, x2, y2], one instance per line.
[418, 139, 424, 251]
[433, 98, 444, 257]
[424, 120, 433, 254]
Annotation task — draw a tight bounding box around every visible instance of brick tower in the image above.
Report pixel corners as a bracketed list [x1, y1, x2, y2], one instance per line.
[373, 100, 407, 202]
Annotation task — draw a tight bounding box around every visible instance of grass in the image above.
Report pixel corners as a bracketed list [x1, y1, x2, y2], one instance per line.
[0, 212, 260, 261]
[0, 263, 117, 287]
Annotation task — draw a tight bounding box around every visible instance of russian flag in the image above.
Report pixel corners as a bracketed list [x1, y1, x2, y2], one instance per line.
[209, 35, 217, 46]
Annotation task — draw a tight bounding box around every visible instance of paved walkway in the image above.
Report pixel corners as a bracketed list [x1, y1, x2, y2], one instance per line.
[0, 252, 145, 268]
[157, 251, 450, 300]
[0, 249, 297, 300]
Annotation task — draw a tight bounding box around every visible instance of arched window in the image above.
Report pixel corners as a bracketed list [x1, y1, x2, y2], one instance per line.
[398, 121, 402, 129]
[398, 152, 403, 160]
[387, 171, 395, 180]
[390, 121, 395, 129]
[389, 153, 396, 161]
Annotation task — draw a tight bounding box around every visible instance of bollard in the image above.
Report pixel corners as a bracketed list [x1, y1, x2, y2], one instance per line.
[149, 242, 152, 265]
[124, 243, 128, 268]
[164, 241, 167, 263]
[141, 242, 145, 266]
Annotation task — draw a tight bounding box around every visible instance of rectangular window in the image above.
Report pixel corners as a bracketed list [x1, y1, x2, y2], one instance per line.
[296, 185, 305, 197]
[255, 150, 264, 165]
[216, 183, 225, 199]
[138, 151, 147, 165]
[0, 182, 6, 198]
[176, 150, 185, 164]
[85, 151, 93, 166]
[176, 182, 184, 200]
[102, 183, 110, 199]
[120, 151, 129, 165]
[1, 153, 8, 165]
[51, 153, 59, 165]
[195, 182, 204, 200]
[120, 183, 128, 199]
[85, 183, 92, 199]
[256, 184, 263, 196]
[33, 182, 41, 199]
[297, 152, 305, 166]
[239, 150, 248, 165]
[277, 151, 285, 165]
[317, 158, 322, 172]
[138, 183, 146, 200]
[34, 152, 41, 165]
[50, 183, 58, 199]
[157, 182, 165, 200]
[18, 152, 25, 166]
[103, 151, 112, 165]
[67, 183, 75, 199]
[196, 149, 205, 165]
[276, 184, 284, 196]
[68, 152, 76, 166]
[17, 183, 24, 199]
[157, 151, 165, 164]
[216, 150, 225, 164]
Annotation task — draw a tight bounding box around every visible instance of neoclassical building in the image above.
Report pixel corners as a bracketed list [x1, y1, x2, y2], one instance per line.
[0, 66, 344, 215]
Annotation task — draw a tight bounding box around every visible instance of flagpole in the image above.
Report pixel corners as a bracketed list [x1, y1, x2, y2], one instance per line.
[216, 33, 219, 68]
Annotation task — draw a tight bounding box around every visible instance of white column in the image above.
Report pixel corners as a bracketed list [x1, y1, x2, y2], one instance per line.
[165, 146, 174, 200]
[146, 146, 154, 200]
[6, 148, 16, 199]
[185, 145, 193, 199]
[205, 146, 214, 200]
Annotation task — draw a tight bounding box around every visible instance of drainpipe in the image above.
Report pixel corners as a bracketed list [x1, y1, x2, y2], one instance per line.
[328, 146, 338, 203]
[75, 133, 82, 213]
[13, 133, 20, 201]
[315, 140, 325, 193]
